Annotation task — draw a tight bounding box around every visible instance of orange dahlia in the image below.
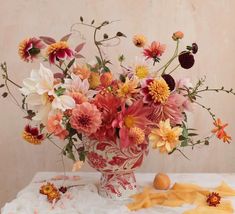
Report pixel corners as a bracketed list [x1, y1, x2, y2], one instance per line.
[46, 41, 73, 64]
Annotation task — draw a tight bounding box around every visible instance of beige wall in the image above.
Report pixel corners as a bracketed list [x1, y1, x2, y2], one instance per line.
[1, 0, 235, 207]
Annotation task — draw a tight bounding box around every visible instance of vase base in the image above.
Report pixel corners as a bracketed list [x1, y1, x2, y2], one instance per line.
[98, 171, 137, 200]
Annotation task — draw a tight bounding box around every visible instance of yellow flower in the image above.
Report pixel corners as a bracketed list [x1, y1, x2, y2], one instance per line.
[89, 72, 100, 89]
[134, 65, 149, 79]
[147, 78, 170, 104]
[133, 35, 147, 48]
[149, 119, 182, 153]
[117, 77, 138, 98]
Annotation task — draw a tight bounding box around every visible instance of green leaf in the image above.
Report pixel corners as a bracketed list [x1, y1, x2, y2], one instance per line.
[54, 87, 66, 96]
[67, 58, 75, 69]
[95, 56, 102, 65]
[188, 133, 198, 136]
[181, 140, 188, 147]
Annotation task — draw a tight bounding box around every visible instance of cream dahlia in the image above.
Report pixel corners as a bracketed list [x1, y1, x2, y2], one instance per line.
[149, 119, 182, 153]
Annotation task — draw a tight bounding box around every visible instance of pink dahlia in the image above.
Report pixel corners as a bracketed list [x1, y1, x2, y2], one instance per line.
[18, 37, 45, 62]
[46, 41, 73, 64]
[113, 100, 151, 148]
[148, 93, 185, 126]
[70, 102, 102, 135]
[47, 113, 69, 140]
[143, 41, 166, 63]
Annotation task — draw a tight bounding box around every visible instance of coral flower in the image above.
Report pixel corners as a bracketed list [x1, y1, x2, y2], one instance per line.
[69, 91, 87, 104]
[148, 93, 185, 126]
[212, 118, 231, 143]
[129, 127, 145, 145]
[117, 77, 138, 99]
[18, 37, 45, 62]
[46, 41, 73, 64]
[22, 125, 44, 145]
[143, 41, 166, 63]
[113, 100, 151, 147]
[149, 119, 182, 153]
[47, 113, 69, 140]
[92, 93, 122, 141]
[100, 72, 113, 87]
[133, 34, 147, 48]
[141, 78, 170, 104]
[172, 31, 184, 41]
[70, 102, 102, 135]
[73, 63, 91, 80]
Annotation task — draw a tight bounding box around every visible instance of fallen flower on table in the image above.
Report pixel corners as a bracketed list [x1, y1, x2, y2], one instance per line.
[39, 182, 61, 203]
[206, 192, 221, 207]
[126, 182, 235, 213]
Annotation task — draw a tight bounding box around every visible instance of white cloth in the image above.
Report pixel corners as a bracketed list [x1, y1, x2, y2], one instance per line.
[2, 172, 235, 214]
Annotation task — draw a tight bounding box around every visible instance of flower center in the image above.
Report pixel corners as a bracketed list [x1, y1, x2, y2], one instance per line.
[147, 79, 170, 103]
[78, 114, 91, 127]
[164, 131, 176, 143]
[124, 115, 135, 128]
[129, 127, 145, 144]
[135, 65, 149, 79]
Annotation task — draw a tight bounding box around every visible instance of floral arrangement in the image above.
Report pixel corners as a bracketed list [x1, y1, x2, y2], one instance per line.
[1, 18, 234, 164]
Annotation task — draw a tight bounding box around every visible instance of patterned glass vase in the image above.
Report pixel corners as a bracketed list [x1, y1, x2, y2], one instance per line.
[84, 137, 148, 200]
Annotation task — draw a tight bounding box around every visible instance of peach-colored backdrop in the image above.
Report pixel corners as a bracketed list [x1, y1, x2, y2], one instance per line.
[0, 0, 235, 207]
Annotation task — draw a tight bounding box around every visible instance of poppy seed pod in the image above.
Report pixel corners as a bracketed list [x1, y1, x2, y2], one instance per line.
[162, 74, 175, 91]
[178, 51, 195, 69]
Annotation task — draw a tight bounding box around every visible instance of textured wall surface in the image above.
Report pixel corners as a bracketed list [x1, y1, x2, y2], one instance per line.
[0, 0, 235, 207]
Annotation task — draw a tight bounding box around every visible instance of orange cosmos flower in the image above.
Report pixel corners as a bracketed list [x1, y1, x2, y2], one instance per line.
[212, 118, 231, 143]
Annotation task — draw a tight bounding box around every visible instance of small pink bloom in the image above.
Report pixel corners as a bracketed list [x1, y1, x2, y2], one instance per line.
[47, 113, 69, 140]
[148, 93, 185, 126]
[70, 102, 102, 135]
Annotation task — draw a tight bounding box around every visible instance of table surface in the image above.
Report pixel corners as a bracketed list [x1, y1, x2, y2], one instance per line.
[2, 172, 235, 214]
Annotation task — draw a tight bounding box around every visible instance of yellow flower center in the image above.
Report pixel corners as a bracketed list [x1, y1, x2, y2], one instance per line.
[129, 127, 145, 144]
[148, 79, 170, 103]
[135, 65, 149, 79]
[124, 115, 135, 128]
[22, 131, 42, 145]
[47, 41, 69, 55]
[164, 131, 177, 144]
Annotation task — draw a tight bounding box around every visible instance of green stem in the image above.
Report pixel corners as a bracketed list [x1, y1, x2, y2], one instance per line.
[158, 40, 180, 75]
[168, 64, 180, 75]
[194, 101, 216, 121]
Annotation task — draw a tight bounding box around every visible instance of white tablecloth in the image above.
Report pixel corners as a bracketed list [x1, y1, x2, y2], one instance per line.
[2, 172, 235, 214]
